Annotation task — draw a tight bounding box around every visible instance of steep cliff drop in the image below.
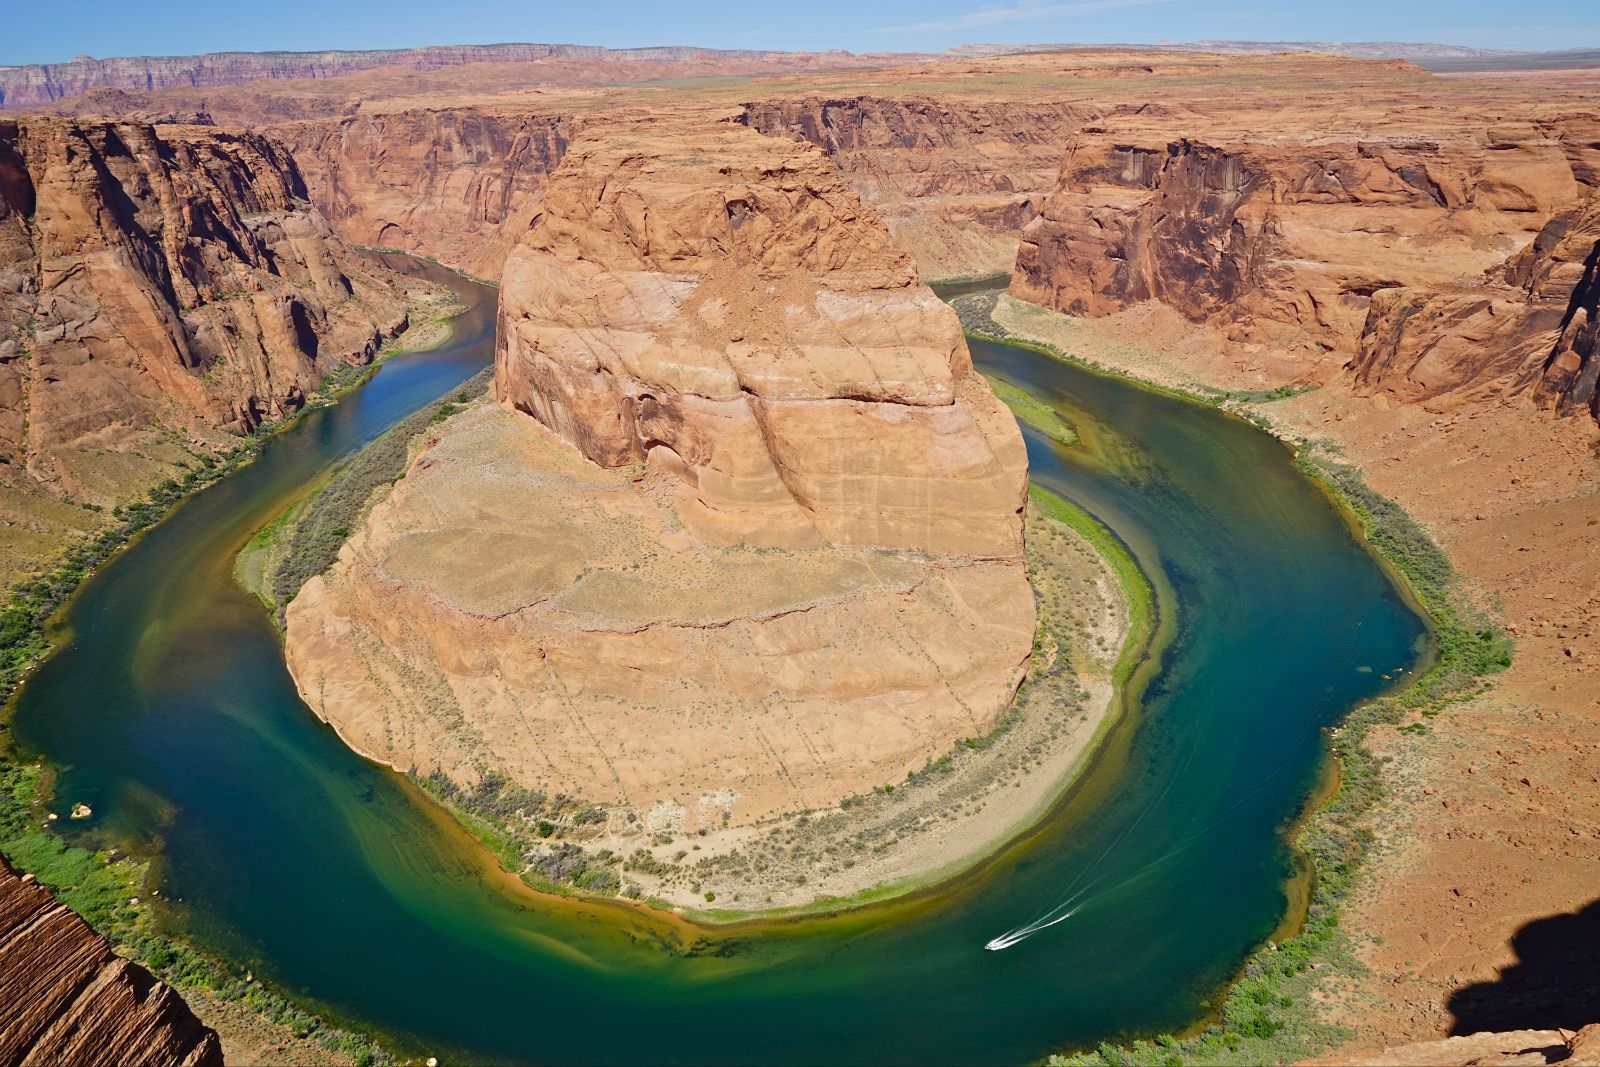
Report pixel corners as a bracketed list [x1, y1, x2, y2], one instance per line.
[264, 93, 1091, 286]
[1353, 194, 1600, 419]
[271, 108, 579, 279]
[0, 117, 423, 579]
[1011, 123, 1600, 396]
[0, 857, 222, 1067]
[284, 122, 1034, 840]
[740, 96, 1093, 279]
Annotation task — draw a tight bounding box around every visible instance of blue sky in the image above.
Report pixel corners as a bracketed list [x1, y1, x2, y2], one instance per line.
[5, 0, 1594, 66]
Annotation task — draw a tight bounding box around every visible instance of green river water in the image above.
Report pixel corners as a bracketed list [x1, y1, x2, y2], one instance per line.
[7, 260, 1429, 1065]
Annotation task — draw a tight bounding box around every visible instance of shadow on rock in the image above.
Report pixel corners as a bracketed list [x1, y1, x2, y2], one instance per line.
[1448, 896, 1600, 1035]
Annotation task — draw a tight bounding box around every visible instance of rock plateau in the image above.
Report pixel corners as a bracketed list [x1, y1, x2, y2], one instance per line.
[0, 43, 927, 111]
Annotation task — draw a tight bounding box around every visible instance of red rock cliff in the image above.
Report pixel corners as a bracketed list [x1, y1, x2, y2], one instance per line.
[1351, 195, 1600, 419]
[0, 117, 411, 482]
[273, 107, 579, 279]
[741, 96, 1093, 278]
[1012, 119, 1600, 387]
[0, 857, 222, 1067]
[494, 121, 1029, 557]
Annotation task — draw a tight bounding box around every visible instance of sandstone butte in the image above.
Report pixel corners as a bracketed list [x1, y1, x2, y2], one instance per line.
[0, 856, 222, 1066]
[0, 116, 429, 582]
[5, 42, 1600, 1063]
[284, 122, 1034, 829]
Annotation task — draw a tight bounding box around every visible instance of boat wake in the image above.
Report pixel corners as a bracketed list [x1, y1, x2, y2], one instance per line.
[983, 708, 1332, 952]
[985, 907, 1080, 950]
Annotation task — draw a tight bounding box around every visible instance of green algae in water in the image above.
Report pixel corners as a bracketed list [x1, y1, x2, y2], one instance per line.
[987, 374, 1079, 446]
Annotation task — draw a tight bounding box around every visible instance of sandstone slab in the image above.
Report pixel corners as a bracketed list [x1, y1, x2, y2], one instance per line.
[0, 858, 221, 1067]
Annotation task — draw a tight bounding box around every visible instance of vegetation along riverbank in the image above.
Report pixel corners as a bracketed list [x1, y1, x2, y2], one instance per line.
[0, 272, 470, 1066]
[949, 287, 1513, 1065]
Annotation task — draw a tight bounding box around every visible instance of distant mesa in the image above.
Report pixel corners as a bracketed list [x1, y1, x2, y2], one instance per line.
[0, 42, 935, 110]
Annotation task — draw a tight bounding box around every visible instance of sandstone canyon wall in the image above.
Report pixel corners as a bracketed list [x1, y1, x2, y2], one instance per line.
[1353, 193, 1600, 418]
[0, 857, 222, 1067]
[0, 117, 411, 495]
[285, 122, 1034, 829]
[740, 96, 1094, 278]
[262, 93, 1094, 285]
[1011, 117, 1600, 413]
[272, 107, 579, 279]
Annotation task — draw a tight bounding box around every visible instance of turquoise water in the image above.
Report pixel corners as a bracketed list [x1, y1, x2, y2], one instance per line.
[7, 265, 1428, 1064]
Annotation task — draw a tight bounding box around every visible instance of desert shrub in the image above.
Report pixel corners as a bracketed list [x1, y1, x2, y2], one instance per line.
[271, 368, 492, 614]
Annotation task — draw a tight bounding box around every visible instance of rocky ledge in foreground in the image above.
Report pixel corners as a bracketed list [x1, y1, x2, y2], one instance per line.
[285, 121, 1035, 835]
[0, 856, 222, 1066]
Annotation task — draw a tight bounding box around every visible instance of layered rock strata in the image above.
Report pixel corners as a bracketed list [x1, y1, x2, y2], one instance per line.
[1011, 121, 1600, 399]
[265, 93, 1093, 284]
[1352, 194, 1600, 418]
[286, 124, 1034, 827]
[493, 125, 1028, 557]
[0, 857, 222, 1067]
[0, 117, 411, 479]
[272, 108, 579, 278]
[741, 97, 1094, 278]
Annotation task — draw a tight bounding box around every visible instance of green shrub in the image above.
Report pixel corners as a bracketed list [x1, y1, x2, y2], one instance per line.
[269, 368, 493, 616]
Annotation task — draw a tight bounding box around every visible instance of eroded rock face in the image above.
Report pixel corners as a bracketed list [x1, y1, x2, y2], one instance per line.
[0, 117, 410, 479]
[495, 123, 1029, 557]
[1352, 195, 1600, 418]
[1014, 140, 1276, 320]
[132, 93, 1098, 285]
[1012, 122, 1600, 387]
[274, 108, 578, 279]
[286, 123, 1034, 827]
[740, 96, 1092, 278]
[0, 858, 222, 1067]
